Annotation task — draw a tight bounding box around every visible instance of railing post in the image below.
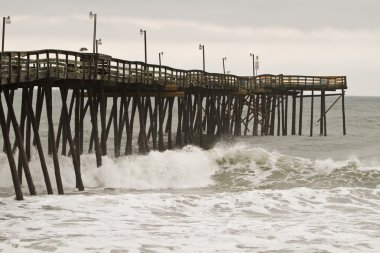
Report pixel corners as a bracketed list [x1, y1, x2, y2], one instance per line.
[16, 52, 20, 83]
[8, 52, 11, 83]
[164, 68, 167, 86]
[26, 52, 30, 81]
[122, 62, 126, 83]
[36, 53, 39, 80]
[74, 53, 78, 79]
[56, 51, 59, 78]
[0, 52, 2, 85]
[46, 52, 50, 78]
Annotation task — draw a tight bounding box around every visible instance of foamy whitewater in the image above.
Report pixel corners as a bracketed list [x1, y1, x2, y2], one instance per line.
[0, 96, 379, 252]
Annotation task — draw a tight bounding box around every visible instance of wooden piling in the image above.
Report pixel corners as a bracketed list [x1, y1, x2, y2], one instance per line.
[60, 87, 84, 191]
[45, 87, 64, 194]
[87, 86, 102, 167]
[3, 90, 36, 196]
[310, 90, 314, 137]
[298, 90, 303, 136]
[269, 94, 276, 136]
[167, 97, 174, 149]
[100, 85, 107, 156]
[176, 97, 183, 147]
[284, 95, 288, 136]
[0, 92, 23, 200]
[291, 93, 296, 135]
[25, 86, 53, 194]
[25, 87, 34, 161]
[196, 93, 203, 146]
[341, 89, 346, 135]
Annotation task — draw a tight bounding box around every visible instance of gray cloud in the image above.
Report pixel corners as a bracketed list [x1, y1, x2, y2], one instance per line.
[2, 0, 380, 96]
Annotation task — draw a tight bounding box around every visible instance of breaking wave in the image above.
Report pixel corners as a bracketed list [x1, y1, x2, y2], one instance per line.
[0, 142, 379, 192]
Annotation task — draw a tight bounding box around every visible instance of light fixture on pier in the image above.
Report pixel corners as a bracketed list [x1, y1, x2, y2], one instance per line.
[222, 57, 227, 75]
[159, 51, 163, 66]
[5, 16, 11, 25]
[199, 44, 205, 72]
[2, 16, 11, 52]
[89, 11, 97, 54]
[140, 29, 147, 64]
[255, 55, 259, 76]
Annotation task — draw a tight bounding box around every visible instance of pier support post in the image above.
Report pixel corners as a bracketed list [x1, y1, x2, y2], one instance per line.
[291, 93, 296, 135]
[175, 97, 183, 147]
[341, 89, 346, 135]
[284, 95, 288, 136]
[88, 86, 102, 167]
[16, 89, 27, 182]
[269, 94, 276, 136]
[253, 95, 259, 136]
[320, 90, 327, 136]
[277, 95, 281, 136]
[0, 92, 23, 200]
[3, 90, 36, 196]
[244, 95, 252, 136]
[158, 95, 165, 151]
[25, 86, 53, 194]
[25, 87, 33, 162]
[60, 87, 84, 191]
[298, 90, 303, 135]
[45, 87, 64, 194]
[100, 84, 107, 156]
[310, 90, 314, 137]
[196, 93, 203, 146]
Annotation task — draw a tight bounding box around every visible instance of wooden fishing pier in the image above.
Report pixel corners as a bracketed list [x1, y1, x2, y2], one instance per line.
[0, 49, 347, 200]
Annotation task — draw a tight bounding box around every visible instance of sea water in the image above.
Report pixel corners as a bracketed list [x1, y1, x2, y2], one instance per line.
[0, 96, 379, 252]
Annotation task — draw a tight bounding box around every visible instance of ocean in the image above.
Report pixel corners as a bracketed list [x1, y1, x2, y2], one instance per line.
[0, 95, 379, 252]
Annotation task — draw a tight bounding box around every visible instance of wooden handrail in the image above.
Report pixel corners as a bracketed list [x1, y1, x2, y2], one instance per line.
[0, 49, 347, 91]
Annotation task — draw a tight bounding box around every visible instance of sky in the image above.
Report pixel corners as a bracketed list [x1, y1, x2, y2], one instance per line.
[1, 0, 379, 96]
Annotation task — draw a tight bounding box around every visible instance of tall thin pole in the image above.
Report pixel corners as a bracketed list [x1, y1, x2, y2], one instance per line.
[222, 57, 226, 75]
[250, 53, 255, 77]
[144, 31, 147, 64]
[2, 17, 5, 52]
[159, 52, 163, 66]
[255, 55, 259, 76]
[341, 89, 346, 135]
[199, 45, 205, 71]
[202, 46, 205, 71]
[96, 40, 98, 54]
[92, 14, 97, 54]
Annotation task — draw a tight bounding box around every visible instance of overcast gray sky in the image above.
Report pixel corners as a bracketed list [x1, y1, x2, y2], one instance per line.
[2, 0, 379, 96]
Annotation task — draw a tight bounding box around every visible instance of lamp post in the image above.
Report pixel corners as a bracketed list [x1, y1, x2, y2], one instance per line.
[222, 57, 227, 75]
[158, 51, 163, 66]
[2, 16, 11, 52]
[250, 53, 255, 77]
[96, 38, 102, 54]
[89, 12, 97, 54]
[140, 29, 147, 64]
[199, 44, 205, 71]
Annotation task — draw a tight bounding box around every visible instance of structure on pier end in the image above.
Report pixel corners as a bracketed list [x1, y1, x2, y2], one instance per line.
[0, 49, 347, 200]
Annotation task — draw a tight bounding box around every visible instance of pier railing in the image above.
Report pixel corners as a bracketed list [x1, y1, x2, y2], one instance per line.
[0, 49, 346, 91]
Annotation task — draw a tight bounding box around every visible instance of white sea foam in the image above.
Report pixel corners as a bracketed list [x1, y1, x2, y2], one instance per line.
[1, 142, 379, 192]
[0, 146, 218, 190]
[0, 141, 380, 252]
[0, 187, 379, 252]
